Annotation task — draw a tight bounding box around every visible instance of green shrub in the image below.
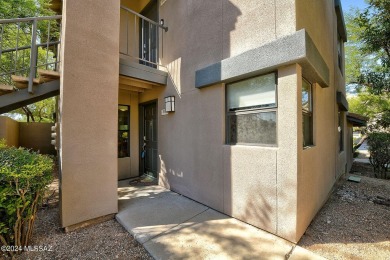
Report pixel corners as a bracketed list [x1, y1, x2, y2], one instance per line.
[367, 132, 390, 179]
[0, 143, 53, 256]
[0, 139, 6, 149]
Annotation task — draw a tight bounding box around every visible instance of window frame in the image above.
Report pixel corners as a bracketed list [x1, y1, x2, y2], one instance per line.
[337, 33, 344, 74]
[338, 111, 344, 152]
[225, 72, 278, 146]
[302, 77, 314, 148]
[118, 104, 130, 158]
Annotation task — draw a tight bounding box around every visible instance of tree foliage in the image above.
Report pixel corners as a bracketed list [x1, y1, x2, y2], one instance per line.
[0, 0, 54, 19]
[348, 91, 390, 119]
[0, 141, 53, 255]
[346, 1, 390, 116]
[367, 132, 390, 179]
[6, 97, 56, 123]
[346, 1, 390, 178]
[0, 0, 59, 122]
[352, 0, 390, 94]
[355, 0, 390, 63]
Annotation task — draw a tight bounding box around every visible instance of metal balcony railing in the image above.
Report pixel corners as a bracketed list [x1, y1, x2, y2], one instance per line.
[0, 15, 62, 93]
[120, 6, 168, 69]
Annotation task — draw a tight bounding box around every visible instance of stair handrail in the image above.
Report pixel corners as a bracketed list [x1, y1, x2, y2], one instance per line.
[0, 15, 62, 94]
[0, 15, 62, 24]
[120, 6, 167, 32]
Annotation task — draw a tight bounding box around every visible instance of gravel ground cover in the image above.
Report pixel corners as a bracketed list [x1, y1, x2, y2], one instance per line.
[14, 207, 152, 260]
[299, 163, 390, 260]
[3, 162, 389, 259]
[350, 161, 378, 179]
[1, 174, 152, 260]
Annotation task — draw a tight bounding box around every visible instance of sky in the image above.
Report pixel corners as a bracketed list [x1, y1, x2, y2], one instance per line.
[341, 0, 368, 12]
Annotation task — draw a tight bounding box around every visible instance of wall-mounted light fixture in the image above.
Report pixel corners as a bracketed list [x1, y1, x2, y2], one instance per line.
[165, 95, 175, 112]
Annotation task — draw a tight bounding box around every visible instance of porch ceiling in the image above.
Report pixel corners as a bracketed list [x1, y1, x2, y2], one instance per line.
[50, 0, 62, 14]
[119, 75, 163, 93]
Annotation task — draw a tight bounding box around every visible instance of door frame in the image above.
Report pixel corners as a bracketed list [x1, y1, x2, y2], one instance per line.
[139, 99, 158, 178]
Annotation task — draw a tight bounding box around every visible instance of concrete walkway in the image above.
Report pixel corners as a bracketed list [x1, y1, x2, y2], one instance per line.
[117, 181, 324, 260]
[355, 139, 370, 164]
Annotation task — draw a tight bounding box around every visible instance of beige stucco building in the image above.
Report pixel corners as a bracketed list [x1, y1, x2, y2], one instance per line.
[0, 0, 352, 243]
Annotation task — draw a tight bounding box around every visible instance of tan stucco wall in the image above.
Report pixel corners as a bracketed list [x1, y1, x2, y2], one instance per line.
[121, 0, 150, 13]
[118, 90, 140, 179]
[19, 123, 56, 155]
[154, 0, 301, 240]
[58, 0, 347, 241]
[277, 64, 302, 241]
[296, 0, 348, 241]
[0, 116, 19, 147]
[59, 0, 120, 227]
[223, 146, 278, 234]
[152, 0, 345, 243]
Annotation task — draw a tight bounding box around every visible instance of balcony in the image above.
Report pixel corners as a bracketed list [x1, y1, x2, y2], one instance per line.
[119, 5, 168, 86]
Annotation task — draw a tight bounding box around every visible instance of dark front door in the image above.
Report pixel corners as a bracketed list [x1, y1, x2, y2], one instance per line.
[139, 0, 158, 68]
[141, 102, 158, 178]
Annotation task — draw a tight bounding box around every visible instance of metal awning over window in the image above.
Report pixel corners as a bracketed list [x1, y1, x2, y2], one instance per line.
[347, 113, 368, 127]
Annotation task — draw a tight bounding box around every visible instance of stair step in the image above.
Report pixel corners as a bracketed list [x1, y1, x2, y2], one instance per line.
[38, 69, 60, 82]
[0, 80, 60, 114]
[0, 84, 14, 96]
[11, 75, 41, 89]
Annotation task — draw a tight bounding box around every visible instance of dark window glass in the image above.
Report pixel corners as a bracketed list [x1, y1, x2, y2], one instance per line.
[337, 34, 343, 73]
[118, 105, 130, 158]
[226, 73, 277, 145]
[303, 113, 313, 147]
[228, 112, 276, 144]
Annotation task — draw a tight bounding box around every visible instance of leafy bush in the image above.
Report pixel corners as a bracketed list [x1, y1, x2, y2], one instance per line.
[0, 139, 6, 149]
[0, 142, 53, 256]
[367, 132, 390, 179]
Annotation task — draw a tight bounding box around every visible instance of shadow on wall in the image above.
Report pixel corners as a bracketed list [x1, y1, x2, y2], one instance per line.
[158, 0, 241, 202]
[223, 145, 280, 236]
[156, 0, 285, 238]
[155, 0, 296, 246]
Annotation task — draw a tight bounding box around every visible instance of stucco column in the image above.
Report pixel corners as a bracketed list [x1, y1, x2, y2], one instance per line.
[276, 64, 302, 242]
[59, 0, 120, 227]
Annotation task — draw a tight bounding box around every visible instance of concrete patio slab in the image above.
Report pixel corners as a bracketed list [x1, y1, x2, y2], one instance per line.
[118, 184, 170, 200]
[117, 185, 324, 259]
[289, 245, 326, 260]
[144, 208, 295, 260]
[117, 185, 208, 244]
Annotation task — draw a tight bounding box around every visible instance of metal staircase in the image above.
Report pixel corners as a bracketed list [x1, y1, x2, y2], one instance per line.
[0, 15, 62, 114]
